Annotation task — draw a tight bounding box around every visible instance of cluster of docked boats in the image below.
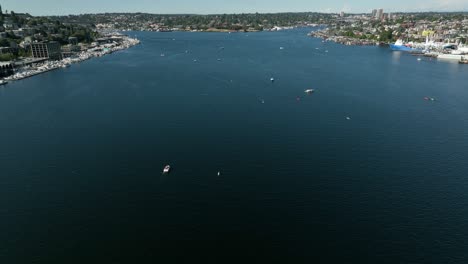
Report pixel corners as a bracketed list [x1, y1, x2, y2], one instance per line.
[390, 39, 468, 63]
[269, 26, 295, 31]
[3, 36, 140, 83]
[4, 61, 70, 82]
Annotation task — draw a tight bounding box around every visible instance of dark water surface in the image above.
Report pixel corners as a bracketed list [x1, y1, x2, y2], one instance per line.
[1, 28, 468, 263]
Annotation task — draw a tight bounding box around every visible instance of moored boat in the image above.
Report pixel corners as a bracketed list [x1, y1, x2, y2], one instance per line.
[437, 54, 464, 60]
[163, 165, 171, 173]
[390, 39, 420, 52]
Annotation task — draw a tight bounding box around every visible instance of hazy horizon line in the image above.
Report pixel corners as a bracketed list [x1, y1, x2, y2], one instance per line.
[26, 10, 468, 17]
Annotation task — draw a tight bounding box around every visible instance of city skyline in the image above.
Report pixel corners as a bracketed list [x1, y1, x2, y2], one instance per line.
[1, 0, 468, 16]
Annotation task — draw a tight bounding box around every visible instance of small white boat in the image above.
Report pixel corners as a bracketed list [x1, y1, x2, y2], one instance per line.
[346, 117, 351, 120]
[280, 47, 284, 50]
[305, 89, 315, 94]
[417, 58, 422, 61]
[0, 80, 7, 85]
[160, 53, 165, 57]
[217, 171, 221, 176]
[163, 165, 171, 173]
[270, 77, 275, 82]
[438, 54, 463, 60]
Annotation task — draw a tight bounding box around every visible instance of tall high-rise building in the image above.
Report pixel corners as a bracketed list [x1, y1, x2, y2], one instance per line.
[376, 9, 384, 20]
[340, 11, 345, 18]
[371, 9, 377, 17]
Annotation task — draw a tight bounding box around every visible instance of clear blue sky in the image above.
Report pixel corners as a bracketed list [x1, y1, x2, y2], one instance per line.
[2, 0, 467, 16]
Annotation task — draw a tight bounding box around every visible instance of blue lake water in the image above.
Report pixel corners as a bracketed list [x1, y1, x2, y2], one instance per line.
[1, 28, 468, 263]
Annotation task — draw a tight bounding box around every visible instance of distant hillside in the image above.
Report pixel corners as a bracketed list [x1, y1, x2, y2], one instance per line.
[48, 12, 332, 31]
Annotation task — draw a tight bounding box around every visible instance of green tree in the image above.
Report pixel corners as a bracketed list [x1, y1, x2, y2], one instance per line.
[10, 11, 19, 25]
[0, 38, 9, 47]
[0, 53, 14, 61]
[379, 30, 393, 42]
[344, 30, 355, 37]
[18, 48, 31, 57]
[27, 20, 37, 26]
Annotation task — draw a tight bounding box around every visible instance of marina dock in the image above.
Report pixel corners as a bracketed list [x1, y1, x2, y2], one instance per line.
[4, 35, 140, 83]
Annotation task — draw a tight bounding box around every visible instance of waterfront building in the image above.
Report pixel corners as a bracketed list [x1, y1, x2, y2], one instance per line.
[68, 37, 78, 45]
[61, 44, 81, 53]
[0, 47, 13, 54]
[96, 37, 113, 44]
[3, 19, 18, 30]
[31, 41, 62, 60]
[12, 29, 25, 37]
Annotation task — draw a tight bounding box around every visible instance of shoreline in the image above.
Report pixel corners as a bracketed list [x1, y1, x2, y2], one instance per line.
[309, 28, 383, 47]
[119, 24, 323, 33]
[3, 34, 140, 83]
[309, 28, 468, 63]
